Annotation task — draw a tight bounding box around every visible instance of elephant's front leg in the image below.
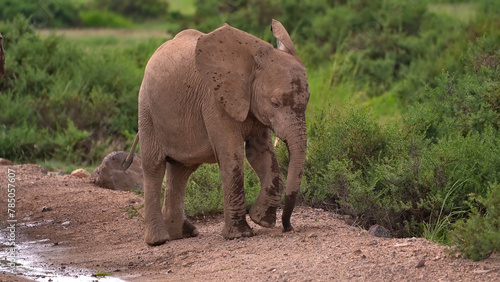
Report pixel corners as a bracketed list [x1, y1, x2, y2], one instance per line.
[162, 162, 199, 239]
[246, 129, 284, 228]
[218, 147, 253, 239]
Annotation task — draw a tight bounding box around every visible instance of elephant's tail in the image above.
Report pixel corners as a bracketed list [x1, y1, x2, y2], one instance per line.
[122, 134, 139, 171]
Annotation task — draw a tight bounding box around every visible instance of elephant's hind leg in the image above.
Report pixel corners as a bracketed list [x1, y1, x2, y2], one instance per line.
[246, 130, 284, 228]
[162, 162, 199, 239]
[142, 158, 169, 246]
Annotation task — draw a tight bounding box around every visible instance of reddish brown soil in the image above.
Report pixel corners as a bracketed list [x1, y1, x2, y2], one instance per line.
[1, 164, 499, 281]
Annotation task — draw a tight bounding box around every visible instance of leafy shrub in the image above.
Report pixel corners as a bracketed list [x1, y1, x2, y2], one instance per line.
[301, 28, 500, 241]
[185, 164, 224, 216]
[451, 183, 500, 261]
[405, 37, 500, 141]
[94, 0, 169, 20]
[80, 10, 134, 28]
[184, 161, 264, 216]
[0, 16, 159, 164]
[302, 103, 500, 238]
[0, 0, 81, 27]
[303, 106, 416, 234]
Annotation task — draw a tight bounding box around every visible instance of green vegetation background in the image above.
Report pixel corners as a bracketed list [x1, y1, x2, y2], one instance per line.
[1, 0, 499, 260]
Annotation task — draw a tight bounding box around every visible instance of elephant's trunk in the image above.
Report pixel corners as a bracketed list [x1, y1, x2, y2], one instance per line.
[281, 121, 307, 232]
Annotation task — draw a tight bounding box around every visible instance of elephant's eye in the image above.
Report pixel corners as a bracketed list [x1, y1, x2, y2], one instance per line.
[270, 97, 281, 108]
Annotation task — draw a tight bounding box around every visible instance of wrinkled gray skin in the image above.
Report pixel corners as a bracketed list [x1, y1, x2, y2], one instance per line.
[127, 20, 310, 246]
[0, 32, 4, 79]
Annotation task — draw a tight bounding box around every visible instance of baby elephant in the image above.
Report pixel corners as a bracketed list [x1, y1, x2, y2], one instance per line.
[125, 19, 310, 246]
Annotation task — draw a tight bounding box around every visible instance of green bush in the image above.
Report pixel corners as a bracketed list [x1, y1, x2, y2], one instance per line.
[303, 106, 418, 235]
[301, 28, 500, 240]
[184, 161, 264, 216]
[94, 0, 169, 20]
[451, 183, 500, 261]
[0, 0, 82, 27]
[185, 164, 224, 216]
[303, 105, 500, 238]
[0, 16, 159, 164]
[405, 37, 500, 141]
[80, 10, 134, 28]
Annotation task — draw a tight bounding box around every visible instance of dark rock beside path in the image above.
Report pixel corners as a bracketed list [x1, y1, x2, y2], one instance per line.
[368, 224, 391, 238]
[91, 151, 143, 191]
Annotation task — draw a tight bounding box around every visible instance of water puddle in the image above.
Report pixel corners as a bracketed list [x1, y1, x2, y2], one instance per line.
[1, 227, 125, 281]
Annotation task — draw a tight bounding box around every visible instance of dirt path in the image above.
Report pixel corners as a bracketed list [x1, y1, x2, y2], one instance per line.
[1, 164, 499, 281]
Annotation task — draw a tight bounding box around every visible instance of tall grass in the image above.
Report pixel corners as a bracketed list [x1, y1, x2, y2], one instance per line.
[421, 179, 468, 244]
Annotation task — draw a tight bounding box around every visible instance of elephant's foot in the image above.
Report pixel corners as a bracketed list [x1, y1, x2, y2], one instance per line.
[164, 218, 199, 240]
[182, 220, 199, 238]
[249, 204, 277, 228]
[222, 220, 254, 239]
[144, 222, 169, 246]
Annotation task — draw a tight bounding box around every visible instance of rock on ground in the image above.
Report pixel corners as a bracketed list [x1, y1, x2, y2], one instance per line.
[369, 224, 392, 238]
[70, 168, 91, 178]
[91, 151, 143, 191]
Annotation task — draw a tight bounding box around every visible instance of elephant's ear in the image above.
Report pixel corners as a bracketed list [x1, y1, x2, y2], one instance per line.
[195, 24, 273, 122]
[271, 19, 296, 56]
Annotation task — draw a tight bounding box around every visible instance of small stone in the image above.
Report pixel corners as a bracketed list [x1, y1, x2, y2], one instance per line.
[368, 225, 391, 238]
[368, 240, 378, 246]
[473, 269, 492, 274]
[61, 221, 71, 226]
[41, 206, 53, 212]
[165, 269, 173, 274]
[70, 169, 91, 178]
[416, 260, 425, 268]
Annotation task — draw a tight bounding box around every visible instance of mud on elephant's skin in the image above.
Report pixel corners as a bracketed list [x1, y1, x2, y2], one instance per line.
[125, 19, 310, 246]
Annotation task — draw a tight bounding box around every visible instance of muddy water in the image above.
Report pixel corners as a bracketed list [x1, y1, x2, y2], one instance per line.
[1, 226, 124, 281]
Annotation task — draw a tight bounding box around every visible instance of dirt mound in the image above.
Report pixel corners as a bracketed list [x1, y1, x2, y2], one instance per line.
[1, 164, 499, 281]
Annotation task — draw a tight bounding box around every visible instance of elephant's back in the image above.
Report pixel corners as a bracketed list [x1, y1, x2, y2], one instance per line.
[140, 28, 206, 104]
[146, 29, 203, 72]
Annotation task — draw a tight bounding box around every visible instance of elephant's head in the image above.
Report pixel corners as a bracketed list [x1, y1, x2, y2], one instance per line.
[0, 32, 4, 79]
[195, 19, 309, 231]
